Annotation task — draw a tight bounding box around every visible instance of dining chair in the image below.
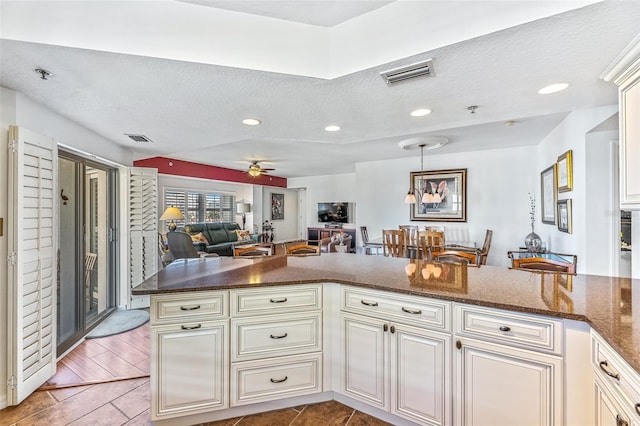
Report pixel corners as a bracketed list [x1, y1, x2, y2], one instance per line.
[360, 226, 382, 255]
[399, 225, 419, 257]
[233, 245, 273, 257]
[167, 232, 219, 260]
[478, 229, 493, 265]
[510, 256, 576, 273]
[419, 230, 445, 252]
[382, 229, 406, 258]
[286, 243, 320, 256]
[430, 248, 481, 266]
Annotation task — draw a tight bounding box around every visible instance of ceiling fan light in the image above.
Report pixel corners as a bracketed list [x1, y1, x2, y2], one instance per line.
[248, 168, 261, 177]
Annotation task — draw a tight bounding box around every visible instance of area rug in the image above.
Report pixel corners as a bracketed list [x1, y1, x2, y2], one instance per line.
[85, 309, 149, 339]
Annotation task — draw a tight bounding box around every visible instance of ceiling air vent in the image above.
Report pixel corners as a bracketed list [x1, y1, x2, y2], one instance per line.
[125, 134, 153, 143]
[380, 59, 434, 86]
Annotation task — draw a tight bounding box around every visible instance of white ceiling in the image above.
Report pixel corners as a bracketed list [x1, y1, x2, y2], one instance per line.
[1, 1, 638, 179]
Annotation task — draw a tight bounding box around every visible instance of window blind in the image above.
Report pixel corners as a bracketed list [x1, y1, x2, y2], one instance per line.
[164, 189, 235, 226]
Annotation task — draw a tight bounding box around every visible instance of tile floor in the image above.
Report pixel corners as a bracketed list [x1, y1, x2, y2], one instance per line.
[1, 322, 390, 426]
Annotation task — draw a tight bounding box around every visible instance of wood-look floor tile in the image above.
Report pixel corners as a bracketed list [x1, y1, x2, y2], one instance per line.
[122, 408, 151, 426]
[92, 335, 148, 365]
[92, 350, 147, 378]
[73, 338, 110, 358]
[110, 379, 150, 419]
[203, 416, 243, 425]
[291, 401, 353, 426]
[59, 350, 114, 382]
[16, 379, 148, 425]
[48, 384, 89, 402]
[237, 407, 299, 426]
[0, 390, 56, 425]
[134, 358, 151, 375]
[67, 402, 128, 426]
[345, 410, 392, 426]
[113, 324, 151, 355]
[45, 362, 84, 387]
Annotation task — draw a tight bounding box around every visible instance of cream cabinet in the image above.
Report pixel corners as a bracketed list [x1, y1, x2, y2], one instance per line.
[602, 34, 640, 209]
[229, 284, 323, 406]
[340, 286, 452, 426]
[592, 331, 640, 426]
[454, 304, 563, 425]
[150, 291, 229, 421]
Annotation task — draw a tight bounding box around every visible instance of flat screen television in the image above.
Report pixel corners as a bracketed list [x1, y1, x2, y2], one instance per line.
[318, 202, 354, 223]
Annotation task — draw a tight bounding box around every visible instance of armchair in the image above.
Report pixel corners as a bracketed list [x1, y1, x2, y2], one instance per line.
[320, 234, 353, 253]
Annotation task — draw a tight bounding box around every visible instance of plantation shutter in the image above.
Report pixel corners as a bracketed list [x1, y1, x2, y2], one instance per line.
[127, 167, 157, 309]
[7, 126, 58, 405]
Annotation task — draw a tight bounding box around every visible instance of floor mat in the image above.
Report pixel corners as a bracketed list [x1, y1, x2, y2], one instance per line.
[86, 309, 150, 339]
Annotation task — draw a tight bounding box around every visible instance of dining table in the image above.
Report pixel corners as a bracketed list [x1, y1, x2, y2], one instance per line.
[367, 236, 477, 257]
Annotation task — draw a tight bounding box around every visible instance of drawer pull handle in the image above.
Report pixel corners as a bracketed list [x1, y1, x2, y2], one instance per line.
[181, 324, 202, 330]
[616, 414, 629, 426]
[599, 360, 620, 380]
[180, 305, 201, 311]
[270, 333, 288, 339]
[635, 403, 640, 416]
[270, 298, 288, 303]
[401, 307, 422, 315]
[361, 300, 378, 307]
[499, 326, 511, 332]
[270, 376, 288, 384]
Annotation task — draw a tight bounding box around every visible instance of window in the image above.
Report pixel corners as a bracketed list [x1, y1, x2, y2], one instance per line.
[164, 189, 236, 227]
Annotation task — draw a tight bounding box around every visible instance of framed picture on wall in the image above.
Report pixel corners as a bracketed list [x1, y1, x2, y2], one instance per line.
[557, 199, 572, 233]
[409, 168, 467, 222]
[540, 164, 557, 225]
[557, 150, 573, 192]
[271, 193, 284, 220]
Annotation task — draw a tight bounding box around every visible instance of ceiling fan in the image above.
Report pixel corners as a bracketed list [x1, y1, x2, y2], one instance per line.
[247, 161, 275, 177]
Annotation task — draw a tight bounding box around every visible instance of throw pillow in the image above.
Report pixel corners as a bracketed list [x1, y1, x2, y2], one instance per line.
[236, 229, 252, 243]
[191, 232, 209, 244]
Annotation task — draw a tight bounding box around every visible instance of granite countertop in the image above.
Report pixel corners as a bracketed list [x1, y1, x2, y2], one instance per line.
[134, 254, 640, 375]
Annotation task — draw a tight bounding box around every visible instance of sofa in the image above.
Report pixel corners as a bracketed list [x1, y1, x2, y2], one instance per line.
[183, 222, 256, 256]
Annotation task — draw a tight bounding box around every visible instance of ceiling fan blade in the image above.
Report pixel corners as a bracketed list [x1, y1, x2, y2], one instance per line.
[260, 168, 275, 171]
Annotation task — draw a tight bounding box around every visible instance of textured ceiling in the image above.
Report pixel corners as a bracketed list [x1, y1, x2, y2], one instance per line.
[1, 1, 638, 178]
[175, 0, 395, 27]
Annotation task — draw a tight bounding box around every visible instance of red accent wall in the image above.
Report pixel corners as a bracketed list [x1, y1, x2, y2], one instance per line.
[133, 157, 287, 188]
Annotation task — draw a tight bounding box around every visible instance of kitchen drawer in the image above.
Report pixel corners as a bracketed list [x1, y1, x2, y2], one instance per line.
[230, 353, 322, 406]
[230, 285, 322, 316]
[341, 286, 450, 331]
[592, 330, 640, 416]
[231, 312, 322, 362]
[454, 304, 562, 354]
[150, 291, 228, 325]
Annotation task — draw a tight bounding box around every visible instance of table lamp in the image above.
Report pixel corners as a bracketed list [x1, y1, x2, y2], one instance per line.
[160, 206, 184, 232]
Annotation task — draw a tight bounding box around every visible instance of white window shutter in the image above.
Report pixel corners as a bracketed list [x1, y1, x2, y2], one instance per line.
[127, 167, 157, 309]
[6, 126, 58, 405]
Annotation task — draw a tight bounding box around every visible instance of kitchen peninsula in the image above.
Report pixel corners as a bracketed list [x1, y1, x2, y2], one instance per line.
[134, 254, 640, 426]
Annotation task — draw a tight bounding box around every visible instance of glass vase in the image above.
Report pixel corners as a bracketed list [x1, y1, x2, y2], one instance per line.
[524, 231, 543, 252]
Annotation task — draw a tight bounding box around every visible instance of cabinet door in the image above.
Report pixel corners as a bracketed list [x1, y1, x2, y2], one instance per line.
[342, 313, 388, 409]
[620, 74, 640, 209]
[594, 375, 633, 426]
[151, 320, 228, 420]
[391, 324, 451, 426]
[456, 338, 562, 426]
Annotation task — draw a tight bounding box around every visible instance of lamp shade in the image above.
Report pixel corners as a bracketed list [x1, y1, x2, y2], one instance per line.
[160, 206, 185, 221]
[236, 202, 252, 214]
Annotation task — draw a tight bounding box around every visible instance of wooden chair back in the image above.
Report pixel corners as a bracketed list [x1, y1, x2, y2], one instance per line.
[511, 257, 576, 274]
[479, 229, 493, 265]
[430, 249, 481, 266]
[419, 230, 445, 250]
[383, 229, 406, 257]
[286, 244, 320, 256]
[399, 225, 419, 247]
[233, 245, 272, 257]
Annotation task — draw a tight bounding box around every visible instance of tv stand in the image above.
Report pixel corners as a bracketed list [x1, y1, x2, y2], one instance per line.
[307, 227, 356, 251]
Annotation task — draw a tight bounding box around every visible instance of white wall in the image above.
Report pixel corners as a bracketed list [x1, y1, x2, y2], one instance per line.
[262, 186, 299, 242]
[288, 173, 357, 231]
[355, 146, 537, 267]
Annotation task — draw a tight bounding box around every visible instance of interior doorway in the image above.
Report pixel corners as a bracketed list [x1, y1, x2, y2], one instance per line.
[57, 151, 119, 355]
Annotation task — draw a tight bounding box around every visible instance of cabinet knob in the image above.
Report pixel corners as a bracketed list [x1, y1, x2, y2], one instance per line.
[456, 340, 462, 350]
[616, 414, 629, 426]
[599, 360, 621, 381]
[383, 324, 388, 332]
[635, 403, 640, 416]
[390, 325, 396, 334]
[499, 325, 511, 332]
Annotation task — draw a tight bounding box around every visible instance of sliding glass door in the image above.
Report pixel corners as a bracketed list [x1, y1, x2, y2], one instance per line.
[57, 152, 118, 355]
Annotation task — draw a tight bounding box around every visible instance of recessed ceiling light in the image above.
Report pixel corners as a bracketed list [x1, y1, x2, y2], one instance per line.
[538, 83, 569, 95]
[410, 108, 432, 117]
[325, 125, 341, 132]
[242, 118, 261, 126]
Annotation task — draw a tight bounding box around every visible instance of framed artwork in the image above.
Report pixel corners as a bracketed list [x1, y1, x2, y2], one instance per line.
[557, 150, 573, 192]
[557, 199, 572, 233]
[271, 193, 284, 220]
[540, 164, 557, 225]
[409, 168, 467, 222]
